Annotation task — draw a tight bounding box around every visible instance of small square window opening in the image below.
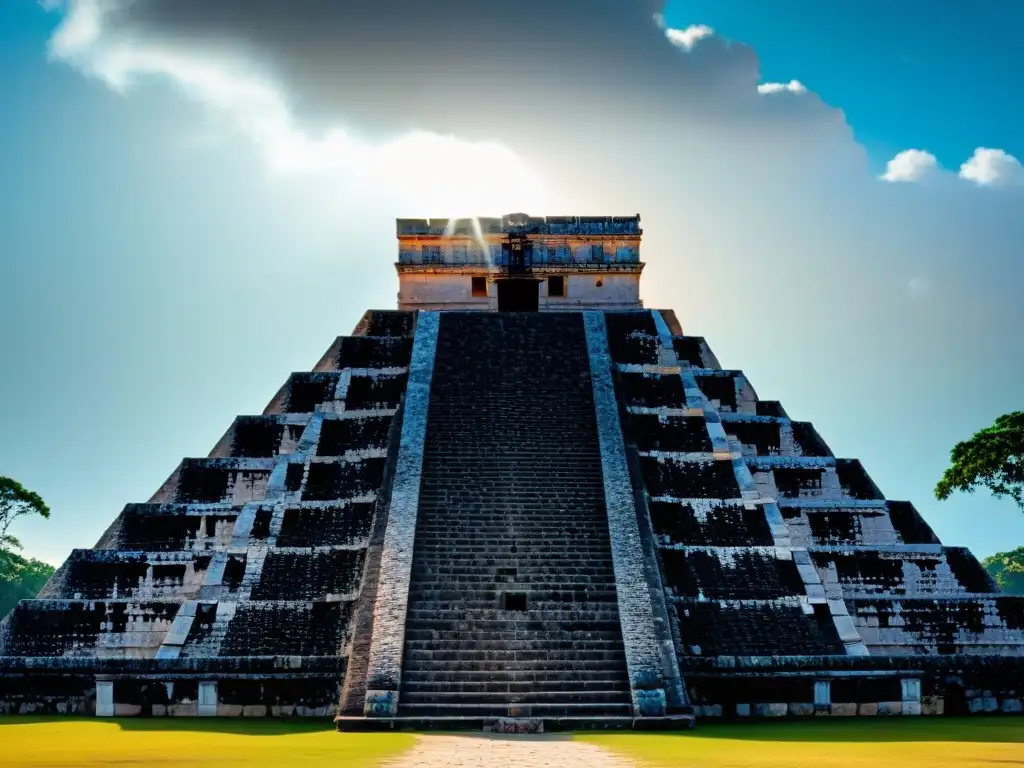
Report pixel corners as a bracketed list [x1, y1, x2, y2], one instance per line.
[471, 276, 487, 297]
[503, 592, 528, 611]
[547, 275, 565, 297]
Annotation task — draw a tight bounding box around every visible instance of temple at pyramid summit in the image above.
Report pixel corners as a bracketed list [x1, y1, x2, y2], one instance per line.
[3, 212, 1024, 727]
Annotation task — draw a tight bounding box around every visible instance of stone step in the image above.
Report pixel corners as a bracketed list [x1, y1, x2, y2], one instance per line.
[413, 529, 610, 538]
[405, 610, 622, 621]
[400, 690, 630, 705]
[403, 626, 618, 638]
[405, 621, 624, 636]
[401, 668, 629, 684]
[336, 714, 648, 732]
[412, 511, 609, 521]
[409, 570, 615, 581]
[397, 702, 633, 718]
[401, 679, 630, 694]
[405, 600, 619, 612]
[406, 584, 616, 593]
[411, 534, 613, 545]
[401, 659, 626, 671]
[406, 594, 618, 606]
[403, 640, 625, 652]
[413, 514, 609, 524]
[407, 557, 614, 569]
[404, 625, 623, 638]
[411, 545, 615, 555]
[411, 542, 613, 552]
[394, 314, 631, 725]
[404, 644, 628, 659]
[405, 607, 621, 620]
[412, 516, 609, 525]
[419, 467, 604, 475]
[407, 579, 617, 587]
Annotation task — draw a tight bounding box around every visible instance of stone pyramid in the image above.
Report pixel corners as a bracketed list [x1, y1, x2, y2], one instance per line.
[2, 214, 1021, 725]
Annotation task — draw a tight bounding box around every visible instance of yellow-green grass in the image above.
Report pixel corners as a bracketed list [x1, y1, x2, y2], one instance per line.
[580, 718, 1024, 768]
[0, 717, 416, 768]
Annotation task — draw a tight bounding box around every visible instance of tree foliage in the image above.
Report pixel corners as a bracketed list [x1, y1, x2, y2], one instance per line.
[935, 411, 1024, 511]
[0, 548, 55, 617]
[0, 476, 54, 617]
[982, 546, 1024, 593]
[0, 475, 50, 551]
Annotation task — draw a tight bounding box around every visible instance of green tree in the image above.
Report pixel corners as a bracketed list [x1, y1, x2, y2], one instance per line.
[0, 549, 55, 617]
[982, 546, 1024, 593]
[0, 475, 50, 551]
[0, 476, 54, 617]
[935, 411, 1024, 510]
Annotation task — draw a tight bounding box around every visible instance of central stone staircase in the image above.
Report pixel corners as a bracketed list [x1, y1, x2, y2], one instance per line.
[397, 312, 633, 727]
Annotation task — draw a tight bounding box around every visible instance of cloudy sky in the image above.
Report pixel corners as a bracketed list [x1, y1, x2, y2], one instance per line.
[1, 0, 1023, 566]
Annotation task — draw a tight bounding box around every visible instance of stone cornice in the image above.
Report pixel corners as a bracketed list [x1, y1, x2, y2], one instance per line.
[397, 233, 642, 243]
[395, 263, 645, 275]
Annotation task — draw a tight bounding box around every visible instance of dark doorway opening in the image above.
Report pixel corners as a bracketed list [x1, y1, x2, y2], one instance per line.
[944, 683, 969, 716]
[497, 280, 539, 312]
[503, 592, 528, 611]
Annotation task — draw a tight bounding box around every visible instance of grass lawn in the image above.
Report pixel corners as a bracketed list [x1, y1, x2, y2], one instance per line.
[2, 717, 1022, 767]
[580, 718, 1024, 768]
[0, 717, 417, 768]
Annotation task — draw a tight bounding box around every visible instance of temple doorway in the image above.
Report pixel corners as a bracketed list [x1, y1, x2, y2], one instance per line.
[497, 280, 540, 312]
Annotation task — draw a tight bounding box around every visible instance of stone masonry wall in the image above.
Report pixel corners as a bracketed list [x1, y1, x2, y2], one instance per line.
[0, 310, 417, 716]
[583, 311, 672, 717]
[362, 311, 439, 715]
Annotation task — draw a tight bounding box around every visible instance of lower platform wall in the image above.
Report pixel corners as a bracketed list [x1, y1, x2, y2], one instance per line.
[685, 674, 1024, 718]
[3, 664, 1023, 718]
[0, 676, 341, 716]
[692, 698, 1024, 717]
[0, 676, 95, 715]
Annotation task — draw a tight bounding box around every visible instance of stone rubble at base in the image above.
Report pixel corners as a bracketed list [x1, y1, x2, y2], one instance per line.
[1, 214, 1022, 723]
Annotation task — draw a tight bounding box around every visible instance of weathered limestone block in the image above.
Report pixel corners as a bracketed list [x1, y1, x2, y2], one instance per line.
[830, 703, 857, 716]
[877, 701, 903, 715]
[921, 696, 943, 716]
[364, 689, 398, 717]
[751, 703, 788, 717]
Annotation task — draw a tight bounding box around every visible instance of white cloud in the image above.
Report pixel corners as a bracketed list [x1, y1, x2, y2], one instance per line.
[959, 147, 1024, 186]
[664, 24, 714, 51]
[758, 80, 807, 95]
[881, 149, 940, 183]
[882, 147, 1024, 187]
[43, 0, 550, 217]
[39, 1, 1024, 250]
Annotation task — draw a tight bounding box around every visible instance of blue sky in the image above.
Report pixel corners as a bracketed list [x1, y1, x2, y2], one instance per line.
[665, 0, 1024, 171]
[1, 1, 1023, 566]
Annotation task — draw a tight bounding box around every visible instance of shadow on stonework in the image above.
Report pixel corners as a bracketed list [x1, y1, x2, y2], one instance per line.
[588, 718, 1024, 744]
[0, 716, 337, 736]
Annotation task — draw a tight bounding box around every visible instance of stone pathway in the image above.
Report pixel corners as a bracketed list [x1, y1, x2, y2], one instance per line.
[382, 733, 637, 768]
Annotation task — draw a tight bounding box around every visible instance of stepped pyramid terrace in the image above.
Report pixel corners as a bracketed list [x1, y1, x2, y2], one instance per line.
[2, 212, 1023, 729]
